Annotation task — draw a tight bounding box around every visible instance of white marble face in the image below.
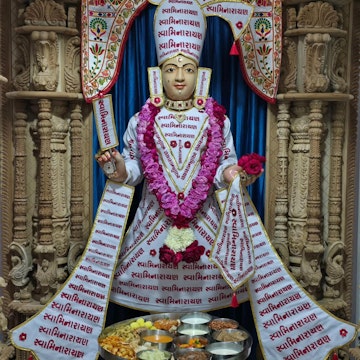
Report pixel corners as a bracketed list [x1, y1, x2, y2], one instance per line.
[161, 55, 198, 101]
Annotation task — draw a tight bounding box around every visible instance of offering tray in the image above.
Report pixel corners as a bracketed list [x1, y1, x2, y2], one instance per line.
[98, 312, 252, 360]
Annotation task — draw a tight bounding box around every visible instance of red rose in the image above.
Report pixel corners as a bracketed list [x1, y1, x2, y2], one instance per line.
[251, 153, 266, 163]
[242, 158, 263, 175]
[159, 245, 183, 266]
[237, 153, 266, 176]
[182, 241, 205, 263]
[159, 245, 176, 264]
[173, 216, 191, 228]
[173, 252, 183, 266]
[237, 155, 251, 168]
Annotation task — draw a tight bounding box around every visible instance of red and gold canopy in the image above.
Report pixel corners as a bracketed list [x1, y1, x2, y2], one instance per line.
[81, 0, 282, 104]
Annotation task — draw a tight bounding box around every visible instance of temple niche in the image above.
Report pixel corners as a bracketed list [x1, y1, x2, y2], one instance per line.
[0, 0, 359, 359]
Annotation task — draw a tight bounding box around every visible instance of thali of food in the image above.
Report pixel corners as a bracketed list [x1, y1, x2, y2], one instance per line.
[98, 312, 252, 360]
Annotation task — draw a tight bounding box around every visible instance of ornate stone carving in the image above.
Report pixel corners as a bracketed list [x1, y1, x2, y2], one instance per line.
[297, 1, 340, 29]
[286, 7, 297, 30]
[31, 31, 59, 91]
[13, 35, 31, 91]
[306, 100, 325, 246]
[24, 0, 66, 26]
[0, 277, 15, 359]
[322, 102, 346, 307]
[8, 243, 33, 302]
[34, 255, 57, 305]
[323, 242, 345, 299]
[304, 33, 331, 93]
[272, 102, 291, 265]
[329, 37, 347, 93]
[299, 250, 323, 298]
[64, 37, 81, 93]
[288, 102, 310, 278]
[68, 7, 77, 29]
[288, 222, 306, 279]
[68, 102, 85, 273]
[280, 37, 297, 93]
[0, 279, 7, 328]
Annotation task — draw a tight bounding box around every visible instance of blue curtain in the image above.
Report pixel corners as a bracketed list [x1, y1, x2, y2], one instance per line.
[93, 4, 267, 359]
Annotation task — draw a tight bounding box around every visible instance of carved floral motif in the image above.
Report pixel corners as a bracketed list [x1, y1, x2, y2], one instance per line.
[24, 0, 66, 26]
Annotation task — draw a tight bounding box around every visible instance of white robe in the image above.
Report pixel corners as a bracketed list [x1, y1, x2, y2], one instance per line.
[110, 105, 247, 312]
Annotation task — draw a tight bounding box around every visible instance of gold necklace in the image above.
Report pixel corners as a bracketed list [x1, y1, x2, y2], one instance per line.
[164, 98, 193, 123]
[164, 98, 193, 111]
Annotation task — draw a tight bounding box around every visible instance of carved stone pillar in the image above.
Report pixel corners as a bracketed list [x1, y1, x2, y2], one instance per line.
[5, 1, 88, 339]
[272, 101, 291, 263]
[323, 102, 347, 308]
[301, 99, 325, 299]
[68, 102, 86, 273]
[267, 0, 355, 322]
[9, 102, 33, 303]
[288, 102, 309, 280]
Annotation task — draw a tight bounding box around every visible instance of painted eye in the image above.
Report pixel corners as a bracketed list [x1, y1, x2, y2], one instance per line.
[166, 66, 175, 73]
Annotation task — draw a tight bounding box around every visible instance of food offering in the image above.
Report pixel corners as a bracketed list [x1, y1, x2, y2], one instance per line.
[180, 312, 212, 325]
[173, 335, 208, 349]
[206, 342, 245, 359]
[208, 318, 239, 331]
[136, 349, 172, 360]
[98, 313, 252, 360]
[177, 324, 210, 337]
[173, 347, 212, 360]
[140, 329, 174, 351]
[152, 314, 182, 333]
[212, 328, 249, 343]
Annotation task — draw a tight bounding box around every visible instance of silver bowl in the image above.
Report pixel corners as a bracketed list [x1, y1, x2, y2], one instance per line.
[180, 312, 212, 325]
[174, 347, 212, 360]
[206, 341, 251, 360]
[177, 323, 210, 337]
[136, 348, 172, 360]
[173, 334, 209, 349]
[139, 329, 174, 351]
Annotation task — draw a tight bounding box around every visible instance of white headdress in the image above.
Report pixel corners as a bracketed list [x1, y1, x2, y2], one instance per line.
[153, 0, 206, 65]
[148, 0, 255, 107]
[150, 0, 255, 65]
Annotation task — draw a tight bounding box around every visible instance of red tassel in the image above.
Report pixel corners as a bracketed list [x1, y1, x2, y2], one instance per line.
[332, 352, 338, 360]
[231, 293, 239, 308]
[229, 41, 239, 56]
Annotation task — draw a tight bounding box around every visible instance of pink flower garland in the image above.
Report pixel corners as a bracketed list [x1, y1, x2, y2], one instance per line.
[137, 98, 226, 265]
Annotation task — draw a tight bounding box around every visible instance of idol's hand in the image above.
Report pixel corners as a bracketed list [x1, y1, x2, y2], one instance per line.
[223, 164, 263, 187]
[95, 148, 127, 183]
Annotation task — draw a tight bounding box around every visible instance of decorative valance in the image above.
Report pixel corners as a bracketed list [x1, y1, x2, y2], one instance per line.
[81, 0, 282, 104]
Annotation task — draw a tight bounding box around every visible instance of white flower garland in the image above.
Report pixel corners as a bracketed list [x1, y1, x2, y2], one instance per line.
[164, 226, 195, 252]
